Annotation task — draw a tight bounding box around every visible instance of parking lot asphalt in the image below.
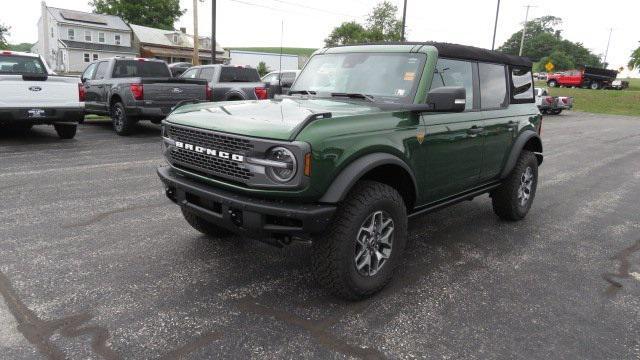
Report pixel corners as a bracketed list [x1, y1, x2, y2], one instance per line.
[1, 112, 639, 360]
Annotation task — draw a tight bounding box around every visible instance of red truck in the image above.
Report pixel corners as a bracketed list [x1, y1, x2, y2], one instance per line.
[546, 66, 620, 90]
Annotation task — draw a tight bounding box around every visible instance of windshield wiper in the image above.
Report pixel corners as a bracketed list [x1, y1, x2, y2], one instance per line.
[288, 90, 317, 95]
[330, 92, 375, 102]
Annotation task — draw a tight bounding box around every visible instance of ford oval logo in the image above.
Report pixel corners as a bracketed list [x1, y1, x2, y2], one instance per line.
[29, 86, 42, 92]
[171, 88, 183, 94]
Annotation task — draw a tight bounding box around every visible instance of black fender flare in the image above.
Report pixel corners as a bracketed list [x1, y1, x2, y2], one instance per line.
[500, 130, 543, 179]
[224, 91, 246, 101]
[319, 152, 418, 203]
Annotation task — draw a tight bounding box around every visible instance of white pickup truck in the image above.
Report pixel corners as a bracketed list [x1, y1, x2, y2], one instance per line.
[0, 51, 84, 139]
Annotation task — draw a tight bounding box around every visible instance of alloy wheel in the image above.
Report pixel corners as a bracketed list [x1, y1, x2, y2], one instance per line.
[354, 210, 394, 276]
[517, 166, 534, 207]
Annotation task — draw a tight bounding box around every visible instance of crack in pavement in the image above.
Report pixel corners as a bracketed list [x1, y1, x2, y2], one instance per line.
[602, 238, 640, 294]
[0, 271, 224, 359]
[62, 202, 169, 229]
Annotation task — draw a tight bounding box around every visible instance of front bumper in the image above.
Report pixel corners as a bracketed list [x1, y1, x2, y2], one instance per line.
[157, 166, 336, 239]
[0, 107, 84, 125]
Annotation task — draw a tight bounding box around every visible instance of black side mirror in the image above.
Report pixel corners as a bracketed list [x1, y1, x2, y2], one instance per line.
[81, 77, 87, 83]
[426, 86, 466, 112]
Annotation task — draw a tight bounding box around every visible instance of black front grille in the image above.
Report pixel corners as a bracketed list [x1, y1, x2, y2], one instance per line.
[167, 125, 254, 153]
[167, 125, 254, 183]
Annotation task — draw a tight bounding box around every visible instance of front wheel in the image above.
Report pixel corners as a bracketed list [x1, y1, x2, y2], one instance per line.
[54, 123, 77, 139]
[491, 150, 538, 221]
[111, 102, 136, 136]
[312, 181, 408, 300]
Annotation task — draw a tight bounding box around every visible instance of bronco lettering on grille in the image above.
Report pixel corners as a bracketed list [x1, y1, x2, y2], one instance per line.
[174, 141, 245, 162]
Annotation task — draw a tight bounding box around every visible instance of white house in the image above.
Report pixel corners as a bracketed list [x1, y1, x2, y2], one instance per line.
[32, 2, 138, 74]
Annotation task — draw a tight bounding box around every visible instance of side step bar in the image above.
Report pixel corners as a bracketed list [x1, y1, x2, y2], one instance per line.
[408, 182, 501, 219]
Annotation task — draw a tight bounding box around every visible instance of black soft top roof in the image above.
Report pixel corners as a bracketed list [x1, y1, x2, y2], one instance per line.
[353, 41, 532, 68]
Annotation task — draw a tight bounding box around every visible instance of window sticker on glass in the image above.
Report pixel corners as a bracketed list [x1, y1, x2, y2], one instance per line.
[395, 89, 406, 96]
[407, 57, 418, 64]
[403, 72, 415, 81]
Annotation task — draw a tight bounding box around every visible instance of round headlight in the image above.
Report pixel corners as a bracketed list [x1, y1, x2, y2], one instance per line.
[266, 147, 297, 183]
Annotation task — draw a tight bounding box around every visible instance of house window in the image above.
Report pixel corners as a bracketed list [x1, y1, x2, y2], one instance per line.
[51, 27, 54, 38]
[68, 29, 74, 40]
[98, 33, 105, 43]
[93, 54, 99, 61]
[115, 34, 121, 45]
[84, 53, 90, 62]
[173, 34, 178, 43]
[85, 30, 92, 42]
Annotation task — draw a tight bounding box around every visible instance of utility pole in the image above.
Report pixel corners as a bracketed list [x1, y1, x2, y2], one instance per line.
[519, 5, 536, 56]
[491, 0, 501, 50]
[602, 28, 612, 69]
[212, 0, 217, 64]
[192, 0, 200, 65]
[401, 0, 407, 42]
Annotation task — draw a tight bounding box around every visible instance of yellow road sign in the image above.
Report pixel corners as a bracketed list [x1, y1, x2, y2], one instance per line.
[545, 62, 554, 72]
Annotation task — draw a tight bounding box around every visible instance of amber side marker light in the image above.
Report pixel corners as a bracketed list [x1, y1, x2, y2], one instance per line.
[304, 153, 312, 176]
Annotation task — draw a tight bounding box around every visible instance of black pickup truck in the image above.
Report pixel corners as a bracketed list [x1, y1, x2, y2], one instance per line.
[81, 58, 209, 135]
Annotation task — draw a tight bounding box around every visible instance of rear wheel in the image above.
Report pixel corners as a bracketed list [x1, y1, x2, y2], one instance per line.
[312, 181, 408, 300]
[181, 207, 232, 238]
[547, 80, 558, 87]
[111, 102, 136, 136]
[54, 123, 77, 139]
[491, 150, 538, 221]
[590, 81, 600, 90]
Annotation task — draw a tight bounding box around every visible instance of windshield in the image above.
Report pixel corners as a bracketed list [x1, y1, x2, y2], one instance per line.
[0, 55, 47, 75]
[291, 52, 425, 103]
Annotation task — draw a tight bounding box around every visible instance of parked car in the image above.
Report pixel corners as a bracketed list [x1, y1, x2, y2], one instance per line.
[547, 66, 618, 90]
[535, 87, 573, 115]
[261, 70, 301, 97]
[168, 62, 192, 77]
[81, 58, 209, 135]
[537, 72, 548, 81]
[180, 64, 268, 101]
[610, 79, 629, 90]
[158, 42, 543, 299]
[0, 50, 83, 139]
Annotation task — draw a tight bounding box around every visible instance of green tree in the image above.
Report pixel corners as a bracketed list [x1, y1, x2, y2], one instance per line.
[629, 46, 640, 70]
[89, 0, 185, 30]
[324, 1, 402, 47]
[256, 61, 271, 77]
[0, 23, 10, 50]
[536, 50, 574, 72]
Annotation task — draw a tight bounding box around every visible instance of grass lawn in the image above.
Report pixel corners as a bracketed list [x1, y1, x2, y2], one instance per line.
[535, 80, 640, 117]
[228, 47, 317, 58]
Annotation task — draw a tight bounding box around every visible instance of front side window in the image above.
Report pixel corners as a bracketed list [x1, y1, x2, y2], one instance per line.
[68, 28, 75, 40]
[199, 67, 216, 81]
[429, 58, 474, 110]
[0, 54, 47, 75]
[94, 62, 108, 79]
[85, 30, 92, 42]
[181, 68, 199, 79]
[511, 66, 534, 102]
[291, 52, 425, 103]
[479, 63, 507, 109]
[82, 62, 97, 80]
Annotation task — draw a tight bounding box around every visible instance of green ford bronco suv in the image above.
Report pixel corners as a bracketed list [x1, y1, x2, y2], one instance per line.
[157, 42, 543, 299]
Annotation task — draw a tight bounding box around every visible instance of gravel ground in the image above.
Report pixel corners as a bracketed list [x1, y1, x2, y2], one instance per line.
[1, 112, 639, 359]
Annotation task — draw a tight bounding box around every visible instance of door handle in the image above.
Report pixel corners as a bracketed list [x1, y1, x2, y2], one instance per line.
[467, 126, 484, 134]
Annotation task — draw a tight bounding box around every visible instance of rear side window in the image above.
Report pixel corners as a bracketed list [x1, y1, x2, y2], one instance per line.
[479, 63, 507, 109]
[0, 55, 47, 75]
[219, 67, 261, 82]
[510, 66, 534, 103]
[94, 61, 109, 79]
[112, 60, 171, 78]
[430, 58, 474, 110]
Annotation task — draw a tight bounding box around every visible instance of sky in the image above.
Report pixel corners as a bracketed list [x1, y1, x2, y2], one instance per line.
[2, 0, 639, 73]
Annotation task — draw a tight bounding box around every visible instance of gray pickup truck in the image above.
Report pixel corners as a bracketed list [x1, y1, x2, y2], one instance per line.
[81, 58, 209, 135]
[179, 65, 268, 101]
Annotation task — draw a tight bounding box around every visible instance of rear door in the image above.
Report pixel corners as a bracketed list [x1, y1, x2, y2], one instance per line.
[479, 62, 516, 180]
[419, 58, 484, 202]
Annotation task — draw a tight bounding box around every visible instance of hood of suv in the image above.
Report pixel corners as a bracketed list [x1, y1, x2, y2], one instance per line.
[165, 97, 383, 140]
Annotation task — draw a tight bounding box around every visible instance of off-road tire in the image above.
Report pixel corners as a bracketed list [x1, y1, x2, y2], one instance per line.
[181, 207, 232, 237]
[547, 80, 558, 87]
[312, 181, 408, 300]
[491, 150, 538, 221]
[111, 102, 136, 136]
[54, 123, 77, 139]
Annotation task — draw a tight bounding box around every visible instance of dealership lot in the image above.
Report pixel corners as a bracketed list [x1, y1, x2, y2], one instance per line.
[1, 112, 639, 359]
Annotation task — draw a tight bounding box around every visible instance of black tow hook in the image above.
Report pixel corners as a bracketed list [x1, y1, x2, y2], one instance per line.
[228, 208, 243, 227]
